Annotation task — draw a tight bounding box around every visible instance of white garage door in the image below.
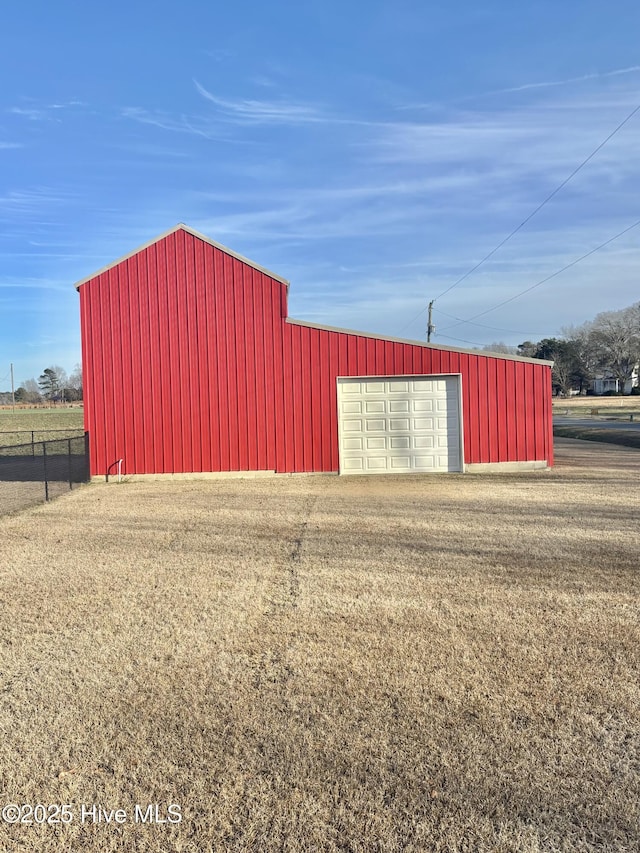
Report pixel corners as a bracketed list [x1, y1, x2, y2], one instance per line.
[337, 375, 462, 474]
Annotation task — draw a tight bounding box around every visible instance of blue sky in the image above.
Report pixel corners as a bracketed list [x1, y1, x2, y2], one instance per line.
[2, 1, 640, 388]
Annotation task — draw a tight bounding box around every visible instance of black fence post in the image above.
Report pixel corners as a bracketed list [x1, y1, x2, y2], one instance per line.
[84, 432, 90, 482]
[68, 438, 73, 490]
[31, 430, 35, 458]
[42, 442, 49, 501]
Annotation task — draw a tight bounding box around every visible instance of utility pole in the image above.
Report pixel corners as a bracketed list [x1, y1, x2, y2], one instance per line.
[10, 363, 15, 412]
[427, 300, 435, 343]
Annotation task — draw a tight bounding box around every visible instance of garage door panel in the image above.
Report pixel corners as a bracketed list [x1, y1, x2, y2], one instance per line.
[367, 456, 387, 470]
[414, 435, 434, 449]
[388, 381, 409, 393]
[390, 436, 410, 449]
[413, 417, 435, 431]
[342, 457, 364, 470]
[389, 418, 410, 431]
[390, 457, 411, 469]
[338, 375, 462, 474]
[366, 437, 386, 449]
[414, 455, 436, 469]
[343, 437, 364, 450]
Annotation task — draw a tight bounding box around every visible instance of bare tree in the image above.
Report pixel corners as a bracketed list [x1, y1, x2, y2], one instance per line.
[67, 363, 83, 400]
[21, 378, 42, 403]
[482, 342, 518, 355]
[586, 304, 640, 392]
[52, 365, 68, 396]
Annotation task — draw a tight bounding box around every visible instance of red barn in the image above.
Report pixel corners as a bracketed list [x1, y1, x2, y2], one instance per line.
[75, 224, 553, 478]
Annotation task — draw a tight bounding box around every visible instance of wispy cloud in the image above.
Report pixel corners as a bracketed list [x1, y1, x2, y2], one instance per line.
[121, 106, 236, 141]
[193, 79, 327, 125]
[401, 65, 640, 110]
[0, 142, 23, 150]
[0, 275, 73, 293]
[8, 100, 85, 122]
[9, 107, 51, 121]
[0, 187, 77, 212]
[366, 93, 640, 205]
[478, 64, 640, 99]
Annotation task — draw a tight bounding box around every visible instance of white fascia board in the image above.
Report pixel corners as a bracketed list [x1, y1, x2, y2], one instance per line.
[286, 317, 554, 367]
[74, 223, 290, 291]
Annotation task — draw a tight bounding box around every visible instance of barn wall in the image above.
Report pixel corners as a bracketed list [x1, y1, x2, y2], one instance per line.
[278, 322, 553, 474]
[80, 228, 288, 477]
[79, 228, 553, 476]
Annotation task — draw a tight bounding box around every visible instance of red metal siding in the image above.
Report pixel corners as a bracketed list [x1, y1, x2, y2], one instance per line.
[78, 228, 553, 476]
[275, 322, 552, 474]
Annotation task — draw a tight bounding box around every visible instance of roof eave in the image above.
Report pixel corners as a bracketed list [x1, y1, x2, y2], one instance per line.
[285, 317, 555, 366]
[74, 223, 290, 291]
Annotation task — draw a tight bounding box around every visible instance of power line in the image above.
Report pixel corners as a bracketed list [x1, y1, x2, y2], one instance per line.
[434, 309, 548, 336]
[436, 333, 491, 347]
[439, 217, 640, 332]
[397, 100, 640, 336]
[433, 101, 640, 303]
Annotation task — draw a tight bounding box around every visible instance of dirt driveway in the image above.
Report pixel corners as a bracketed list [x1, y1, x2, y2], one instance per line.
[0, 438, 638, 851]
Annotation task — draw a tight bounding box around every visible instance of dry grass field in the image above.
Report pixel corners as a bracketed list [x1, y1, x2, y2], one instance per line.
[0, 438, 638, 852]
[552, 396, 640, 416]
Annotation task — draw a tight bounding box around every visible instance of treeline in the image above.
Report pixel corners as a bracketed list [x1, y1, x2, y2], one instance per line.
[2, 364, 83, 405]
[484, 301, 640, 396]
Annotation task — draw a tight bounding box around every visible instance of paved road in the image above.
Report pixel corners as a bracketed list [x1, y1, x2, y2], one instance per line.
[554, 417, 640, 432]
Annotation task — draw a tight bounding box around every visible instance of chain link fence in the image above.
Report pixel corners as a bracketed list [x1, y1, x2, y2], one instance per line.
[0, 433, 90, 516]
[0, 428, 85, 447]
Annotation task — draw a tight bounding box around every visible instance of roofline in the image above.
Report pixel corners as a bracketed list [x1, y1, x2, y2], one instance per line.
[285, 317, 555, 366]
[73, 223, 290, 291]
[72, 225, 553, 368]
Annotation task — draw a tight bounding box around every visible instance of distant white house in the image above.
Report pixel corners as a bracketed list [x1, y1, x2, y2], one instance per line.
[591, 364, 639, 395]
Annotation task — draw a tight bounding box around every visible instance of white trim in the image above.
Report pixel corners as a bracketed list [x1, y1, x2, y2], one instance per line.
[288, 317, 553, 366]
[74, 223, 290, 290]
[336, 373, 464, 475]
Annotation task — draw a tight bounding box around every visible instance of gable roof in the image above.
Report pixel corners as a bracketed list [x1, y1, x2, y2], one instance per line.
[74, 223, 290, 291]
[74, 223, 552, 366]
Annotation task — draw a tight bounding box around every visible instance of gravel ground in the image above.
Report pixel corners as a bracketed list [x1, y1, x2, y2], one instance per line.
[0, 438, 638, 852]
